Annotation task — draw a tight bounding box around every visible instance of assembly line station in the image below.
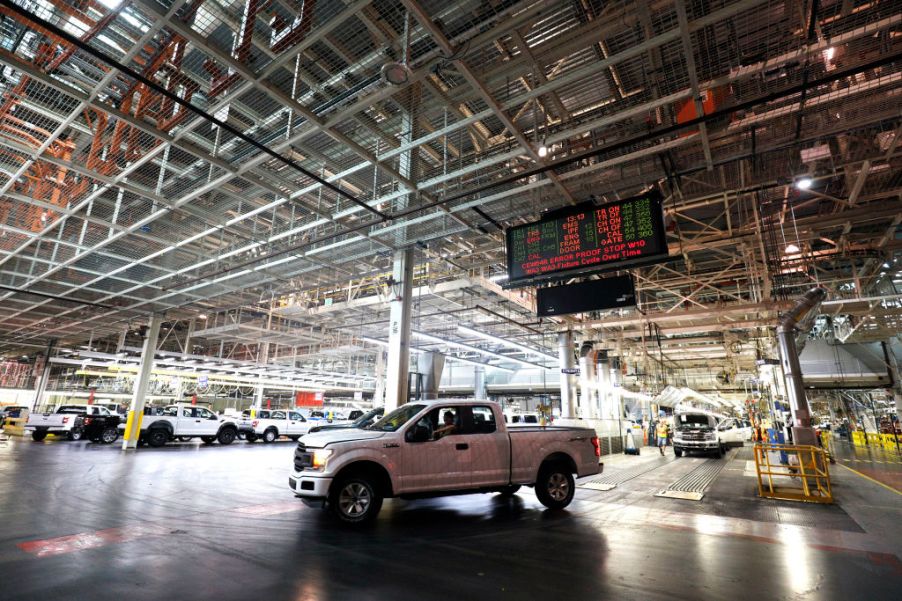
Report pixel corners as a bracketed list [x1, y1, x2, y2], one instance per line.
[0, 0, 900, 599]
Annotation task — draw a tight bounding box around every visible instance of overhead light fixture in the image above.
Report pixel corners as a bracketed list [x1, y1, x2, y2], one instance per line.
[380, 62, 410, 86]
[883, 262, 891, 269]
[795, 177, 813, 190]
[824, 47, 835, 61]
[784, 243, 800, 254]
[457, 325, 558, 362]
[198, 314, 207, 320]
[537, 141, 548, 158]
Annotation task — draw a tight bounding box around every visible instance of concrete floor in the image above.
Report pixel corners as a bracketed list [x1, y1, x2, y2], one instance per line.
[1, 436, 900, 601]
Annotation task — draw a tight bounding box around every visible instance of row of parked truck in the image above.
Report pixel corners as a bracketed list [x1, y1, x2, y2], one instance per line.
[19, 403, 386, 447]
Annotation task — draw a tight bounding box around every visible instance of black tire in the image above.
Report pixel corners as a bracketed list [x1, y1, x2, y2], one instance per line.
[177, 436, 192, 442]
[329, 475, 383, 524]
[289, 435, 300, 441]
[263, 428, 278, 443]
[147, 429, 169, 447]
[245, 433, 258, 443]
[31, 429, 48, 441]
[674, 448, 683, 457]
[100, 427, 119, 445]
[535, 464, 575, 510]
[67, 428, 83, 441]
[716, 444, 725, 458]
[200, 436, 216, 444]
[217, 428, 236, 445]
[498, 485, 521, 497]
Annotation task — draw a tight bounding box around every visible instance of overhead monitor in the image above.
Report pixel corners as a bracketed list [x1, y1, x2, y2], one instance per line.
[505, 192, 669, 287]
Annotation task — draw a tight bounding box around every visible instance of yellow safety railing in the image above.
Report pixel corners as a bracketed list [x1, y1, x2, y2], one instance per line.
[754, 443, 833, 504]
[881, 433, 900, 451]
[1, 416, 27, 436]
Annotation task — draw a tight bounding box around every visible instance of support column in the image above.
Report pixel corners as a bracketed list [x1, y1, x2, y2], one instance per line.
[558, 331, 577, 418]
[474, 365, 487, 400]
[31, 339, 56, 411]
[183, 318, 196, 357]
[597, 350, 612, 420]
[122, 314, 162, 450]
[579, 342, 596, 419]
[385, 247, 414, 412]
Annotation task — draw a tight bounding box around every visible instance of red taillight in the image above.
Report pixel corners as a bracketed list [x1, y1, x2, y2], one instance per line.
[591, 436, 600, 457]
[84, 418, 92, 425]
[252, 420, 259, 427]
[62, 417, 69, 424]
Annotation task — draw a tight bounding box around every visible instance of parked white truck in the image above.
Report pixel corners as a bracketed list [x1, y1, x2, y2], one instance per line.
[122, 404, 240, 447]
[288, 400, 602, 524]
[25, 405, 112, 441]
[238, 409, 311, 442]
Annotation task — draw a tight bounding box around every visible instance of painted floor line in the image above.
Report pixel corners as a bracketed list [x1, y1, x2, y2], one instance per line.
[837, 463, 902, 496]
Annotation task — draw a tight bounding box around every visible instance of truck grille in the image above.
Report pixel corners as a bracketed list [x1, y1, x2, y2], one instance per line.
[293, 444, 312, 472]
[681, 431, 708, 441]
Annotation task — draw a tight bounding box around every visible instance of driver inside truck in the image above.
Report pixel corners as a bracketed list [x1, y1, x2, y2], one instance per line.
[433, 410, 458, 439]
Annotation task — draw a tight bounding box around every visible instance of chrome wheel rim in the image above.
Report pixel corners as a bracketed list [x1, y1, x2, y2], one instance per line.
[547, 473, 569, 501]
[102, 430, 116, 443]
[338, 483, 371, 517]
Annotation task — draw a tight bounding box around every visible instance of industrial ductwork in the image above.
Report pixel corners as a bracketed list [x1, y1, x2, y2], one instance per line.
[776, 287, 827, 445]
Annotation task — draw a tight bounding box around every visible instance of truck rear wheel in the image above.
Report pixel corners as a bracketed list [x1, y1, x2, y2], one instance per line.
[67, 428, 83, 441]
[100, 427, 119, 444]
[329, 476, 382, 524]
[245, 433, 257, 443]
[535, 464, 575, 510]
[217, 428, 236, 445]
[31, 429, 47, 441]
[263, 428, 277, 443]
[147, 429, 168, 447]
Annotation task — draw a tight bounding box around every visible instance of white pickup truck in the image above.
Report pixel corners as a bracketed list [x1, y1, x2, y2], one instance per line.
[238, 409, 311, 443]
[124, 404, 240, 447]
[289, 400, 602, 524]
[25, 405, 111, 441]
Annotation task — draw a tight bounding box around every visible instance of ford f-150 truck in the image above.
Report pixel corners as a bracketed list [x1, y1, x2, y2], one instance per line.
[238, 409, 311, 442]
[120, 403, 239, 447]
[25, 404, 112, 441]
[289, 400, 602, 524]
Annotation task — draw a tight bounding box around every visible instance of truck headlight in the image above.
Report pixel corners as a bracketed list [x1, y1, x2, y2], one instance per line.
[705, 432, 716, 440]
[312, 449, 333, 470]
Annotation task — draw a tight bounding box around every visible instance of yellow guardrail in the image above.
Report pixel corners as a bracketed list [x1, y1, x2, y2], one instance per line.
[754, 443, 833, 504]
[851, 431, 866, 446]
[1, 416, 27, 436]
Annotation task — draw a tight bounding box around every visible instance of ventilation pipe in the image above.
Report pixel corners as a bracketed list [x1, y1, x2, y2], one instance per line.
[416, 351, 445, 400]
[579, 342, 596, 418]
[776, 287, 827, 445]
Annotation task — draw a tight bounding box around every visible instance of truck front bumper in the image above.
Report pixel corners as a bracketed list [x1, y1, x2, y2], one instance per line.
[288, 472, 333, 500]
[674, 439, 719, 450]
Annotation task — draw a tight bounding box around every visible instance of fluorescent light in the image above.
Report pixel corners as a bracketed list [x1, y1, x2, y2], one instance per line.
[537, 144, 548, 158]
[784, 243, 800, 254]
[824, 47, 835, 61]
[795, 177, 813, 190]
[457, 326, 558, 362]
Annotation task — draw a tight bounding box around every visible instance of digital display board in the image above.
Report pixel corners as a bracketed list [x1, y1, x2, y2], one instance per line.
[505, 192, 668, 287]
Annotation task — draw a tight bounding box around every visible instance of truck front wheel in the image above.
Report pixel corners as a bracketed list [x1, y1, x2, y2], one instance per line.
[31, 429, 47, 441]
[245, 433, 257, 442]
[329, 476, 383, 524]
[67, 428, 83, 441]
[535, 465, 575, 510]
[674, 447, 683, 457]
[263, 428, 277, 443]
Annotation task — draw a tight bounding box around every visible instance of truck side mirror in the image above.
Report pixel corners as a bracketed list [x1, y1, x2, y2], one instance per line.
[405, 425, 430, 443]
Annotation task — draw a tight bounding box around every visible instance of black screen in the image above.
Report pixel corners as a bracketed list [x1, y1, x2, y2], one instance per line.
[536, 276, 636, 317]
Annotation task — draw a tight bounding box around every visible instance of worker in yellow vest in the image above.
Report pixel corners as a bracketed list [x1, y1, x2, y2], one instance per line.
[656, 417, 669, 456]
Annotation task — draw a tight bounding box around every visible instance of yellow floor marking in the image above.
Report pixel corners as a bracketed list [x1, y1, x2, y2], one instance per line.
[836, 463, 902, 496]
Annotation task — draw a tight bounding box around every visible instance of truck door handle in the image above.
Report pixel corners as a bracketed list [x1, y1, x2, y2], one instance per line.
[195, 420, 201, 423]
[456, 443, 469, 450]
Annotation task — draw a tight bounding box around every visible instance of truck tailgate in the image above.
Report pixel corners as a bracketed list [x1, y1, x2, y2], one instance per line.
[508, 427, 601, 483]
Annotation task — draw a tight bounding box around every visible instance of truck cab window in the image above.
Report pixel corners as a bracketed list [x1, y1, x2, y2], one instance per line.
[272, 411, 286, 419]
[466, 406, 497, 434]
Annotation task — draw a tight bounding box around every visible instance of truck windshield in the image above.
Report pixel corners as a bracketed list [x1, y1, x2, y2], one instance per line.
[354, 408, 383, 427]
[367, 404, 425, 432]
